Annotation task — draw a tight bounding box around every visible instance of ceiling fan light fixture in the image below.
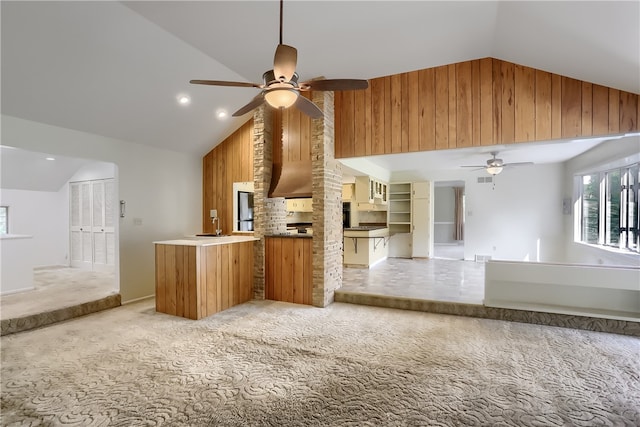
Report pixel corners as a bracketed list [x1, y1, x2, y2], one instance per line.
[486, 166, 503, 175]
[264, 87, 298, 109]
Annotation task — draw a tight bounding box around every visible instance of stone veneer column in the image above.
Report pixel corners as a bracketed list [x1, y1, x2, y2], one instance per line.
[253, 105, 286, 300]
[311, 91, 343, 307]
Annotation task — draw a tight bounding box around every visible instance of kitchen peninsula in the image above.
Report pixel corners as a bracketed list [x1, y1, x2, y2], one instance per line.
[343, 226, 389, 268]
[154, 235, 258, 320]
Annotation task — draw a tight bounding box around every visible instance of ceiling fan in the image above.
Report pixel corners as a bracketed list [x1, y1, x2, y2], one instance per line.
[461, 152, 533, 175]
[189, 0, 369, 119]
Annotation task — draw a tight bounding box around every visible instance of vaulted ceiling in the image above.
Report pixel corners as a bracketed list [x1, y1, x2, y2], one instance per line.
[1, 1, 638, 157]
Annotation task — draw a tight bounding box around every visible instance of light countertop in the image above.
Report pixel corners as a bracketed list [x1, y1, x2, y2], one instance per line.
[343, 227, 389, 238]
[154, 236, 259, 247]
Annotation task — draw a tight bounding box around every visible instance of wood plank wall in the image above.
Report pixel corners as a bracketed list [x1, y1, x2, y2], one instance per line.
[203, 119, 254, 234]
[155, 242, 253, 320]
[272, 93, 313, 166]
[264, 237, 313, 305]
[334, 58, 639, 158]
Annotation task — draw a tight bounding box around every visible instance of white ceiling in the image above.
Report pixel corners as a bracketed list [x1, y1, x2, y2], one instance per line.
[1, 1, 639, 164]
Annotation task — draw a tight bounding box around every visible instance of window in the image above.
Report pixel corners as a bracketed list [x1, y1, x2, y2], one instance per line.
[0, 206, 7, 234]
[578, 163, 639, 253]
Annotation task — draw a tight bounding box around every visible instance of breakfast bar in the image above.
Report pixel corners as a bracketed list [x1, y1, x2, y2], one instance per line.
[154, 236, 258, 320]
[343, 226, 390, 268]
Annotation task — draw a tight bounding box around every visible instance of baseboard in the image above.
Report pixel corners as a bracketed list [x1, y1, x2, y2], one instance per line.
[121, 294, 155, 305]
[1, 286, 35, 296]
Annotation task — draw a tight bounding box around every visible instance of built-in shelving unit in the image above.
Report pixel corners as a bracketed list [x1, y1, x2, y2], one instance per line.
[388, 183, 412, 234]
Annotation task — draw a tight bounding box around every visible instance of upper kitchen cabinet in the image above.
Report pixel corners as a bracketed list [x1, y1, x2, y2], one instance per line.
[286, 198, 313, 213]
[342, 184, 355, 202]
[355, 176, 388, 204]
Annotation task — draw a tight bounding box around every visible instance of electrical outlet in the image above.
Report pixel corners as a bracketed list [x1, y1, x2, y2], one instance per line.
[133, 218, 143, 226]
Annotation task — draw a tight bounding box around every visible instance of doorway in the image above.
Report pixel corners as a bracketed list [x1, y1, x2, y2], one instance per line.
[433, 181, 465, 260]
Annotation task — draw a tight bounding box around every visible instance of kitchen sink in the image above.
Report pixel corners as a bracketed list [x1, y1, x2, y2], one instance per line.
[196, 233, 230, 237]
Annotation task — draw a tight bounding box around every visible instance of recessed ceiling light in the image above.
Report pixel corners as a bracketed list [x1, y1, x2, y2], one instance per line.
[216, 109, 228, 119]
[177, 94, 191, 105]
[45, 157, 55, 161]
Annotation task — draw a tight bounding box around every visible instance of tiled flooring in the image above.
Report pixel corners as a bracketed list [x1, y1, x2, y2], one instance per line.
[433, 243, 465, 260]
[341, 257, 484, 304]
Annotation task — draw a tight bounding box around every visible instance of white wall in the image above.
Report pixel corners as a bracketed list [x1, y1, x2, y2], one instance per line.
[0, 188, 68, 267]
[563, 135, 640, 266]
[1, 115, 202, 302]
[392, 162, 565, 262]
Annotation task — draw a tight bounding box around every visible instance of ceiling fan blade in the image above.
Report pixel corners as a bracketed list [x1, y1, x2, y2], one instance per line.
[190, 80, 262, 89]
[232, 93, 265, 117]
[293, 95, 323, 119]
[460, 165, 486, 168]
[300, 79, 369, 92]
[504, 162, 534, 167]
[273, 44, 297, 82]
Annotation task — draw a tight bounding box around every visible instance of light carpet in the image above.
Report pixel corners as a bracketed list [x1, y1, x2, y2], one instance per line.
[1, 299, 639, 426]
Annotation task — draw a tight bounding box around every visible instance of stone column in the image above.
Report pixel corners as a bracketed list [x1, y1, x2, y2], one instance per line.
[253, 106, 286, 300]
[311, 91, 343, 307]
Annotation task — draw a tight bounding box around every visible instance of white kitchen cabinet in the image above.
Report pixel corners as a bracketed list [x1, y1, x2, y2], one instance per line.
[355, 176, 387, 204]
[286, 198, 313, 212]
[342, 184, 354, 202]
[412, 181, 433, 258]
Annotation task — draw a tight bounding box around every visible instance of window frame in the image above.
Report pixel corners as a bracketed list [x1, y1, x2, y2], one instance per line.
[0, 206, 8, 235]
[577, 162, 640, 254]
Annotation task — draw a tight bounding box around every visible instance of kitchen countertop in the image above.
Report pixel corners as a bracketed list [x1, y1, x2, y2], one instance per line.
[343, 227, 389, 238]
[154, 236, 259, 246]
[266, 233, 312, 239]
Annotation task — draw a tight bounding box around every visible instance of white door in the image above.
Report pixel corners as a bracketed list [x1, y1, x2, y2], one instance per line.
[412, 181, 433, 258]
[70, 179, 115, 271]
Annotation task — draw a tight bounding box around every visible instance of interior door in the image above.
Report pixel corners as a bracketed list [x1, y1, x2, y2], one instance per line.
[69, 179, 115, 271]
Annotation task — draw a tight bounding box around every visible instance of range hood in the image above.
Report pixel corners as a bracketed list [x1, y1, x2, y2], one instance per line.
[269, 158, 312, 198]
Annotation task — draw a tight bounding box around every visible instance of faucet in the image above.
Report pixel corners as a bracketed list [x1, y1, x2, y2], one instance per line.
[212, 217, 222, 236]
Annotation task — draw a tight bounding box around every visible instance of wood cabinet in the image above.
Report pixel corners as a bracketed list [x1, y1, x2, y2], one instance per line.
[155, 239, 255, 320]
[265, 236, 313, 305]
[334, 58, 639, 159]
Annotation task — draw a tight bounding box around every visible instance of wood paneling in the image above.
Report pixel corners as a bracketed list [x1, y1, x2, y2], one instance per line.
[515, 64, 535, 142]
[581, 82, 593, 137]
[456, 61, 472, 148]
[620, 90, 637, 132]
[435, 65, 449, 150]
[264, 237, 313, 305]
[561, 77, 582, 137]
[479, 58, 493, 146]
[202, 119, 253, 234]
[418, 68, 436, 151]
[334, 57, 639, 158]
[155, 242, 253, 320]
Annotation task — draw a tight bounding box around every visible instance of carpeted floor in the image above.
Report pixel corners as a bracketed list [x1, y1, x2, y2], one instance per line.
[1, 299, 639, 426]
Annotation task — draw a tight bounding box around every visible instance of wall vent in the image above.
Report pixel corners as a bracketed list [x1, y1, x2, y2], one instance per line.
[476, 176, 493, 184]
[474, 254, 492, 262]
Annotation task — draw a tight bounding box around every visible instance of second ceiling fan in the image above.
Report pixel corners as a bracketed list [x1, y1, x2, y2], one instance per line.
[190, 0, 369, 119]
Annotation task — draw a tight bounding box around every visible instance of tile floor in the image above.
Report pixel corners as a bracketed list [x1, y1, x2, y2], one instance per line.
[341, 257, 485, 304]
